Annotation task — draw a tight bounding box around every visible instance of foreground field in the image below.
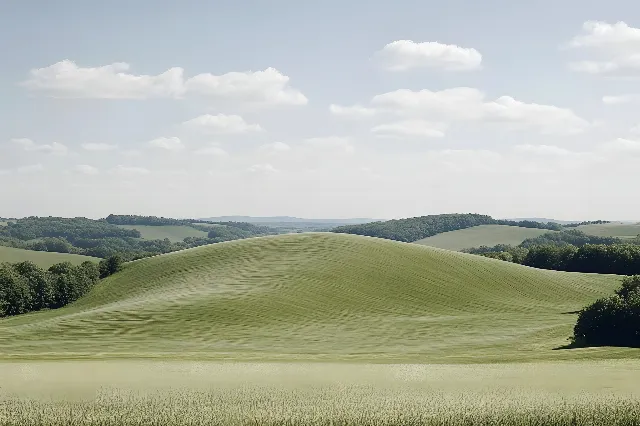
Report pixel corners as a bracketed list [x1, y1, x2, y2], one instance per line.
[414, 224, 554, 250]
[115, 224, 208, 241]
[577, 222, 640, 239]
[0, 232, 633, 362]
[2, 361, 640, 425]
[0, 246, 99, 268]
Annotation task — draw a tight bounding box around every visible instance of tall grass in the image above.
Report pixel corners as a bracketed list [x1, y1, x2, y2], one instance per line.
[2, 386, 640, 425]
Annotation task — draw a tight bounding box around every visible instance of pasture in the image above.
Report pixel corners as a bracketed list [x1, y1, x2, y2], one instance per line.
[577, 222, 640, 239]
[115, 224, 209, 242]
[414, 224, 555, 251]
[0, 246, 99, 268]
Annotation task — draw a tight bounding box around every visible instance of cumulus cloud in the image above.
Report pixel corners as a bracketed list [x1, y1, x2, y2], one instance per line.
[148, 136, 184, 151]
[183, 114, 263, 134]
[74, 165, 99, 175]
[21, 60, 307, 105]
[109, 165, 150, 175]
[82, 143, 118, 151]
[17, 164, 44, 174]
[259, 141, 291, 153]
[598, 138, 640, 155]
[341, 87, 588, 135]
[248, 163, 278, 173]
[11, 138, 68, 154]
[567, 21, 640, 76]
[329, 104, 376, 119]
[602, 94, 640, 104]
[371, 120, 446, 138]
[374, 40, 482, 71]
[513, 144, 573, 156]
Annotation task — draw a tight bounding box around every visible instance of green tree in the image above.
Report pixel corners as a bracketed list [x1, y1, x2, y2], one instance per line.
[11, 261, 53, 311]
[99, 255, 123, 278]
[0, 263, 32, 316]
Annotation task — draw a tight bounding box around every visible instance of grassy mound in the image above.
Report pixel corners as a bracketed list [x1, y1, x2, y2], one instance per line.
[0, 233, 632, 362]
[414, 225, 554, 251]
[0, 246, 99, 268]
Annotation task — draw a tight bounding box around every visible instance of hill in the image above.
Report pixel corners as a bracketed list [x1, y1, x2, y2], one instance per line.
[0, 232, 630, 362]
[201, 216, 379, 224]
[115, 225, 208, 242]
[415, 225, 555, 251]
[577, 222, 640, 239]
[0, 246, 99, 268]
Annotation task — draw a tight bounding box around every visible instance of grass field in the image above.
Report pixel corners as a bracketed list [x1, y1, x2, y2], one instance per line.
[115, 224, 208, 242]
[0, 232, 631, 362]
[3, 232, 640, 424]
[3, 361, 640, 425]
[0, 246, 99, 268]
[413, 225, 555, 251]
[577, 222, 640, 239]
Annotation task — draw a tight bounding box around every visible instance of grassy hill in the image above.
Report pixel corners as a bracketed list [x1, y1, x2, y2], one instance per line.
[0, 232, 632, 362]
[115, 224, 208, 242]
[0, 246, 99, 268]
[577, 222, 640, 239]
[414, 225, 555, 251]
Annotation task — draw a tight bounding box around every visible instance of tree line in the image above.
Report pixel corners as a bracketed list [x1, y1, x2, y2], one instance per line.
[0, 216, 278, 261]
[0, 256, 122, 318]
[331, 214, 564, 243]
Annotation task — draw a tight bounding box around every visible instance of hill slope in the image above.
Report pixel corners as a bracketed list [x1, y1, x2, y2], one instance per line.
[577, 222, 640, 239]
[0, 246, 99, 268]
[415, 225, 555, 251]
[0, 233, 632, 362]
[115, 224, 208, 242]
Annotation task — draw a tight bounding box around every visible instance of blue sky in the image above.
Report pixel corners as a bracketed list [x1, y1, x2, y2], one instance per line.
[1, 0, 639, 220]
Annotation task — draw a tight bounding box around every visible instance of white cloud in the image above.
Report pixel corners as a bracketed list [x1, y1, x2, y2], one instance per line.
[259, 141, 291, 153]
[11, 138, 68, 154]
[74, 165, 99, 175]
[109, 165, 150, 175]
[371, 120, 446, 138]
[567, 21, 640, 76]
[602, 94, 640, 104]
[513, 144, 573, 156]
[631, 124, 640, 134]
[359, 88, 589, 135]
[185, 67, 307, 106]
[82, 143, 118, 151]
[21, 61, 307, 106]
[148, 136, 184, 151]
[248, 163, 278, 173]
[17, 164, 44, 174]
[183, 114, 263, 134]
[374, 40, 482, 71]
[598, 138, 640, 155]
[329, 104, 376, 119]
[304, 136, 355, 154]
[193, 144, 229, 157]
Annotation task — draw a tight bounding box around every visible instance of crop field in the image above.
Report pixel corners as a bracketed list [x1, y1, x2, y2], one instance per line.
[414, 225, 554, 251]
[0, 246, 99, 268]
[0, 232, 632, 362]
[577, 222, 640, 239]
[115, 224, 209, 242]
[2, 361, 640, 425]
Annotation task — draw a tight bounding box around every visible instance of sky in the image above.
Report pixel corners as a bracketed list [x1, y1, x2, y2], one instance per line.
[1, 0, 640, 221]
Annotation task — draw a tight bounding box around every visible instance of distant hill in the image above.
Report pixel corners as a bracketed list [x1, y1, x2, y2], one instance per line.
[503, 217, 581, 225]
[200, 216, 379, 224]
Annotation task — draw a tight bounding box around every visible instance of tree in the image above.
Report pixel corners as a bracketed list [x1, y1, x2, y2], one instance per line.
[0, 263, 32, 316]
[11, 261, 53, 311]
[99, 255, 123, 278]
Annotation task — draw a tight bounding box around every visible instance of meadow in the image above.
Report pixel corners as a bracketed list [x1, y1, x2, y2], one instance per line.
[0, 245, 99, 268]
[414, 225, 555, 251]
[115, 224, 209, 242]
[2, 232, 640, 424]
[577, 222, 640, 239]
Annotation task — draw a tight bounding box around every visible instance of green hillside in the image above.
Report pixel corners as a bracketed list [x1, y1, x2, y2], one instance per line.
[0, 246, 99, 268]
[0, 233, 631, 362]
[415, 225, 554, 251]
[577, 222, 640, 239]
[115, 224, 208, 242]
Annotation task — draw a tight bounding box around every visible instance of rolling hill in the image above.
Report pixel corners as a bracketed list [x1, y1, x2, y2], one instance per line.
[577, 222, 640, 239]
[0, 246, 99, 268]
[414, 225, 555, 251]
[115, 224, 209, 242]
[0, 233, 632, 362]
